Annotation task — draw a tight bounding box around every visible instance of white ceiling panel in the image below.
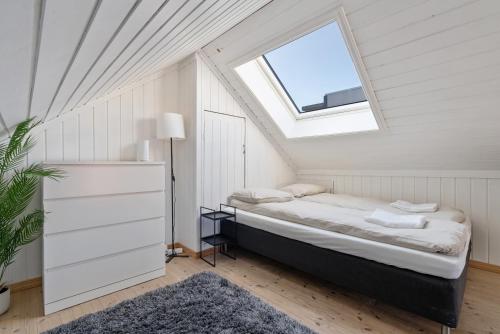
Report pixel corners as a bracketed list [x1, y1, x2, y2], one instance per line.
[61, 0, 166, 115]
[105, 0, 247, 92]
[45, 0, 137, 120]
[130, 0, 265, 84]
[79, 0, 207, 106]
[0, 0, 39, 129]
[29, 0, 97, 121]
[0, 0, 268, 130]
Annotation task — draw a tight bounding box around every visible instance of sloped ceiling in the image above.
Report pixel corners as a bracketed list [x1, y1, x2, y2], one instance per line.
[203, 0, 500, 170]
[0, 0, 270, 133]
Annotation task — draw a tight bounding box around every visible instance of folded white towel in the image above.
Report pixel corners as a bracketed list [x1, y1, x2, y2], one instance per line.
[390, 200, 438, 213]
[365, 209, 427, 229]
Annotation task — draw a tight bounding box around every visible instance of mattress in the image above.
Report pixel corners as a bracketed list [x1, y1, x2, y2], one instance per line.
[234, 208, 469, 279]
[231, 197, 470, 255]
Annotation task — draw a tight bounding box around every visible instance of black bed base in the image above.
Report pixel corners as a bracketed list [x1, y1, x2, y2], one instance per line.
[231, 223, 469, 329]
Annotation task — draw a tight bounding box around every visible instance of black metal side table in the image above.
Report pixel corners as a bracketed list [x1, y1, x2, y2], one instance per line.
[200, 204, 237, 267]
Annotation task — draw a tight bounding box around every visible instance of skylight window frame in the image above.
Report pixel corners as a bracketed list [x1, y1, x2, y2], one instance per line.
[235, 57, 379, 138]
[261, 54, 301, 114]
[239, 7, 384, 126]
[257, 53, 370, 121]
[261, 24, 368, 118]
[230, 6, 386, 137]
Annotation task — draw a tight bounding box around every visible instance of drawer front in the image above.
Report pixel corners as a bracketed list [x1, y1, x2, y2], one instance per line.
[44, 191, 165, 234]
[44, 244, 164, 303]
[44, 217, 165, 269]
[43, 164, 165, 199]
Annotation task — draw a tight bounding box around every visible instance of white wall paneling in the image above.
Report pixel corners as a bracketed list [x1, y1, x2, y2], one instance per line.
[120, 90, 135, 160]
[44, 66, 178, 164]
[471, 179, 488, 263]
[203, 0, 500, 170]
[202, 111, 245, 210]
[93, 101, 108, 160]
[488, 179, 500, 265]
[62, 114, 79, 160]
[45, 122, 63, 161]
[199, 56, 295, 205]
[79, 107, 94, 160]
[3, 67, 178, 285]
[43, 162, 166, 314]
[107, 96, 122, 160]
[199, 55, 295, 189]
[6, 52, 291, 284]
[167, 55, 199, 256]
[169, 54, 295, 253]
[298, 170, 500, 266]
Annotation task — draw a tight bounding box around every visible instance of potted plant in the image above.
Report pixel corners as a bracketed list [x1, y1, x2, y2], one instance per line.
[0, 118, 63, 315]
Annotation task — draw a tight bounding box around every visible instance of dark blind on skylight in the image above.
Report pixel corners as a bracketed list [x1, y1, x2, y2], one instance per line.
[263, 21, 367, 113]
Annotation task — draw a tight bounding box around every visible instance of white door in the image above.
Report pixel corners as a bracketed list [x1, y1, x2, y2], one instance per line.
[203, 111, 245, 209]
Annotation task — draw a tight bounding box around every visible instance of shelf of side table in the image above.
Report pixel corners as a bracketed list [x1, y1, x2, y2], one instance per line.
[200, 204, 237, 267]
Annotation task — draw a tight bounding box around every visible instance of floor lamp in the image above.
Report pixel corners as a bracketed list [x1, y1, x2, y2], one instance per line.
[157, 113, 188, 263]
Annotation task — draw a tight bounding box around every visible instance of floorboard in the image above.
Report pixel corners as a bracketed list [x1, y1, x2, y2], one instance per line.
[0, 250, 498, 334]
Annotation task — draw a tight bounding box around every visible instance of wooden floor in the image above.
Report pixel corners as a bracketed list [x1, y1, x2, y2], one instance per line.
[1, 250, 499, 334]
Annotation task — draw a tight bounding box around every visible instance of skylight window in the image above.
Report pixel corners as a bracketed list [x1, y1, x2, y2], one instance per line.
[234, 11, 382, 138]
[263, 21, 366, 114]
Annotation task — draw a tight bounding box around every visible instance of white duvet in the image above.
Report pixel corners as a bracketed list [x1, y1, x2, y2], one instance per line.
[230, 193, 470, 255]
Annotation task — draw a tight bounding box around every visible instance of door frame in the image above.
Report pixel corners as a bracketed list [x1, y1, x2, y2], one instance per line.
[202, 109, 247, 197]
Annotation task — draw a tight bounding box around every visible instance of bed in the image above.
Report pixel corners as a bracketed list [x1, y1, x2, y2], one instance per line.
[226, 191, 471, 333]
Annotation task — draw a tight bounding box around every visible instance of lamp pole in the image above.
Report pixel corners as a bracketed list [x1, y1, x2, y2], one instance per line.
[165, 137, 188, 263]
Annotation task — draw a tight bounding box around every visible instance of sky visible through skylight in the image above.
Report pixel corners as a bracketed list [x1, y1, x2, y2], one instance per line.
[264, 21, 363, 112]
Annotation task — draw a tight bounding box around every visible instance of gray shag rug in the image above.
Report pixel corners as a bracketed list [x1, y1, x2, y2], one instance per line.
[44, 271, 316, 334]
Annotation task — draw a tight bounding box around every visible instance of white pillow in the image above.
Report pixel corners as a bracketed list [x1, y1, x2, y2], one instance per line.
[231, 188, 293, 204]
[280, 183, 327, 198]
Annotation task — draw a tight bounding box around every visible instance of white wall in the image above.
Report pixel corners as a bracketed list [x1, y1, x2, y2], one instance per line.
[172, 54, 296, 253]
[7, 54, 295, 283]
[203, 0, 500, 170]
[298, 169, 500, 266]
[171, 56, 199, 255]
[199, 55, 295, 188]
[5, 65, 179, 285]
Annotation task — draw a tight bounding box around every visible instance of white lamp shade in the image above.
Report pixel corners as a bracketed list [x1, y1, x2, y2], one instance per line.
[157, 113, 186, 140]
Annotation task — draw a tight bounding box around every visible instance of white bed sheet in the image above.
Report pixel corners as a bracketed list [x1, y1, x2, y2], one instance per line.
[235, 208, 469, 279]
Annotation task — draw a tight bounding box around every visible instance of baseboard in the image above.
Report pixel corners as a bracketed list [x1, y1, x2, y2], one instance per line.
[166, 242, 198, 258]
[10, 276, 42, 293]
[166, 242, 219, 258]
[469, 260, 500, 274]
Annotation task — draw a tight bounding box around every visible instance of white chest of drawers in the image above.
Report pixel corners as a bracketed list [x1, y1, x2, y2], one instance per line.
[42, 162, 166, 315]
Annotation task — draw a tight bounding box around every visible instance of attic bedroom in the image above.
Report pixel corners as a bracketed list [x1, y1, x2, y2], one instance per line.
[0, 0, 499, 333]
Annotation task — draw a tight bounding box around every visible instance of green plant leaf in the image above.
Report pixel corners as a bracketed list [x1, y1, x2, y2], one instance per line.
[0, 118, 63, 286]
